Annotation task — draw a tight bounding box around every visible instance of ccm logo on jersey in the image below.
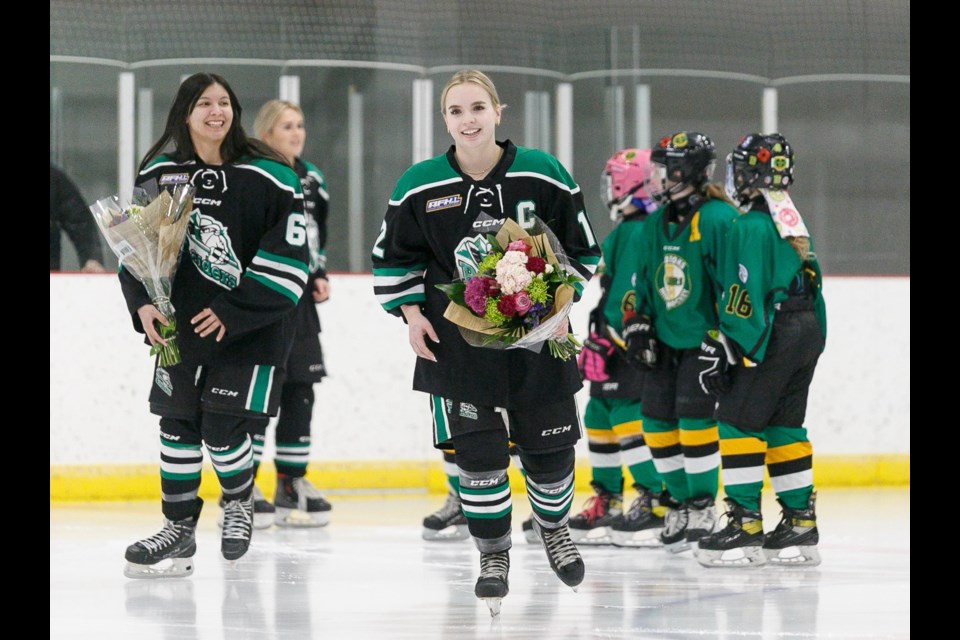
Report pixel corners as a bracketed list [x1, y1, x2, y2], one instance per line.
[211, 387, 239, 397]
[426, 195, 462, 212]
[472, 217, 505, 228]
[541, 425, 573, 436]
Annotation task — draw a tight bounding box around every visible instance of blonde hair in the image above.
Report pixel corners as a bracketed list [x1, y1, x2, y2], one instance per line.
[253, 99, 303, 140]
[440, 70, 506, 114]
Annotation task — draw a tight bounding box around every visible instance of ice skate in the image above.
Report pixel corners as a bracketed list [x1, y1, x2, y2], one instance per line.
[611, 485, 665, 548]
[659, 501, 690, 553]
[474, 550, 509, 617]
[534, 521, 585, 590]
[568, 481, 623, 545]
[763, 492, 821, 567]
[684, 495, 718, 543]
[421, 493, 469, 541]
[521, 514, 539, 544]
[274, 475, 332, 527]
[218, 485, 274, 530]
[696, 498, 766, 567]
[124, 511, 200, 579]
[221, 494, 254, 562]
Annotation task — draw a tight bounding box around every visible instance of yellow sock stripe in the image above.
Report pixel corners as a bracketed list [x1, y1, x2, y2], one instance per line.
[720, 437, 768, 456]
[612, 420, 643, 438]
[585, 428, 620, 444]
[643, 429, 680, 448]
[766, 441, 813, 464]
[679, 425, 719, 447]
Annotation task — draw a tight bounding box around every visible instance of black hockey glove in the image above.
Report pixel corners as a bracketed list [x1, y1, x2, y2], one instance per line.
[622, 314, 658, 370]
[698, 330, 738, 395]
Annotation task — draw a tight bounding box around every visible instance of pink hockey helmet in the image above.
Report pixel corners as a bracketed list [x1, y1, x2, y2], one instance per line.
[602, 148, 657, 221]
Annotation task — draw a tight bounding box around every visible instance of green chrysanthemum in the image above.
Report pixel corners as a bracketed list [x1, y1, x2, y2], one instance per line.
[484, 298, 507, 325]
[527, 278, 549, 303]
[478, 252, 502, 274]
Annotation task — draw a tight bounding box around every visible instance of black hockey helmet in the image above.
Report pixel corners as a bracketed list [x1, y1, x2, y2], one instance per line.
[646, 131, 717, 203]
[725, 133, 795, 205]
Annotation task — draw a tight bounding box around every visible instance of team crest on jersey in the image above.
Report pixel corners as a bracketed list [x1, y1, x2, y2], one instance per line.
[159, 172, 190, 185]
[426, 195, 462, 213]
[656, 254, 691, 309]
[187, 210, 241, 290]
[738, 263, 749, 284]
[453, 234, 492, 280]
[155, 367, 173, 396]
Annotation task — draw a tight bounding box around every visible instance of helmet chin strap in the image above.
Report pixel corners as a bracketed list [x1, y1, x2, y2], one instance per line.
[657, 181, 694, 203]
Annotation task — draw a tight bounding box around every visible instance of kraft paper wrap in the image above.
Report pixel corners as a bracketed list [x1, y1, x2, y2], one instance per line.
[442, 217, 573, 338]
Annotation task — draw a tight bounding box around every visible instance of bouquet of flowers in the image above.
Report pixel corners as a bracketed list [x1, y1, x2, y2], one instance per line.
[436, 214, 584, 360]
[89, 179, 195, 366]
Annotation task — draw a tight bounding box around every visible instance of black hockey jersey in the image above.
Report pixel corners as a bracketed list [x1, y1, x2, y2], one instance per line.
[120, 154, 309, 367]
[372, 140, 601, 409]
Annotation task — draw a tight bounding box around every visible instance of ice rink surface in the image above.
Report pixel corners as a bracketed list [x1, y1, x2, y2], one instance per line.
[50, 487, 909, 639]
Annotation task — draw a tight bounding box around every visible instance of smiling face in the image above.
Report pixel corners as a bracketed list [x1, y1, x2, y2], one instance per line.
[187, 83, 233, 149]
[261, 107, 305, 165]
[442, 81, 501, 151]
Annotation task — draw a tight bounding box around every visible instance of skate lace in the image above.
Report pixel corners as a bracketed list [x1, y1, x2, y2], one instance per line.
[625, 493, 651, 520]
[479, 552, 509, 580]
[139, 521, 182, 552]
[433, 493, 462, 520]
[222, 499, 252, 540]
[542, 526, 581, 569]
[577, 494, 608, 524]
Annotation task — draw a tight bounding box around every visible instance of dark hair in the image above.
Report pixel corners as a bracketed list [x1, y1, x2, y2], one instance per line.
[138, 72, 285, 173]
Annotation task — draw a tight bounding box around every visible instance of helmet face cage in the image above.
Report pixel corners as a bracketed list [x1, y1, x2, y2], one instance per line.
[602, 148, 655, 221]
[646, 131, 717, 203]
[725, 133, 795, 204]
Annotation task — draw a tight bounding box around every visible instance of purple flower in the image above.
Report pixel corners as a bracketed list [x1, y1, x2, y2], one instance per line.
[464, 276, 492, 314]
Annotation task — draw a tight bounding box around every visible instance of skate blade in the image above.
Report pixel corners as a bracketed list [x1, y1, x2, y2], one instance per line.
[695, 546, 766, 568]
[124, 557, 194, 579]
[611, 528, 664, 548]
[253, 514, 274, 530]
[764, 545, 821, 567]
[274, 507, 329, 528]
[422, 524, 470, 541]
[662, 538, 692, 554]
[482, 597, 502, 617]
[569, 526, 614, 545]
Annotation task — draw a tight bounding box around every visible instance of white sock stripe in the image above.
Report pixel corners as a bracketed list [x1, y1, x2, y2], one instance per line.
[652, 454, 685, 474]
[160, 444, 203, 458]
[684, 451, 721, 475]
[210, 448, 253, 474]
[770, 469, 814, 494]
[460, 485, 511, 504]
[590, 451, 622, 467]
[621, 447, 653, 466]
[721, 466, 766, 487]
[160, 460, 203, 474]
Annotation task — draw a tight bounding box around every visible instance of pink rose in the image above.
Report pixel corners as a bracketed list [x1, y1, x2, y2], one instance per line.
[506, 240, 531, 255]
[514, 291, 533, 315]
